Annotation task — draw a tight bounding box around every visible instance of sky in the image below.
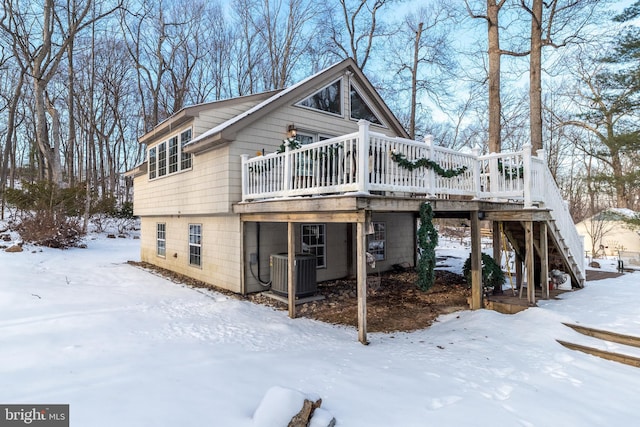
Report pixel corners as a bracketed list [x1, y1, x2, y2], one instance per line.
[1, 225, 640, 426]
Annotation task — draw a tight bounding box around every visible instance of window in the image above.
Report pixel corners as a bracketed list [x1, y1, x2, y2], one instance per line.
[148, 127, 193, 180]
[350, 84, 382, 125]
[168, 136, 179, 173]
[367, 222, 386, 261]
[181, 129, 192, 170]
[157, 223, 166, 257]
[148, 147, 157, 179]
[157, 142, 167, 176]
[301, 224, 326, 268]
[297, 79, 342, 115]
[189, 224, 202, 267]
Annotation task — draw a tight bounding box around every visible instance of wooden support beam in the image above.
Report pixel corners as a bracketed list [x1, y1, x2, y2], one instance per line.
[492, 223, 501, 280]
[540, 222, 549, 299]
[356, 220, 368, 344]
[470, 211, 483, 309]
[287, 222, 296, 319]
[525, 221, 535, 304]
[515, 253, 523, 290]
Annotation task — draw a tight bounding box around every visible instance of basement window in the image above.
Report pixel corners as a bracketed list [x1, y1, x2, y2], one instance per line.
[189, 224, 202, 267]
[156, 223, 166, 257]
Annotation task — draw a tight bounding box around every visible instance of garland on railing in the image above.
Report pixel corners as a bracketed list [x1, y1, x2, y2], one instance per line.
[390, 151, 467, 178]
[496, 159, 524, 180]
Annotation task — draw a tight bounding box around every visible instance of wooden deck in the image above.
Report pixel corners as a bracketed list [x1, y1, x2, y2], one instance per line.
[236, 121, 587, 343]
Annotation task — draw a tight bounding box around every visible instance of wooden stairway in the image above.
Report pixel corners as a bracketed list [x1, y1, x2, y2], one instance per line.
[501, 216, 585, 290]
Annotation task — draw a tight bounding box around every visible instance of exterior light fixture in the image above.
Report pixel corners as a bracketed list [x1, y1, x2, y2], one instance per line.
[287, 124, 297, 138]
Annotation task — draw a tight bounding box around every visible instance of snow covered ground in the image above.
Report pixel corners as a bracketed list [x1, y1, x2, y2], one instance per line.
[2, 231, 640, 426]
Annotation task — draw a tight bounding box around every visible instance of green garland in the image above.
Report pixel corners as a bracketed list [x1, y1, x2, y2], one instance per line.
[496, 159, 524, 180]
[390, 152, 467, 178]
[417, 202, 438, 291]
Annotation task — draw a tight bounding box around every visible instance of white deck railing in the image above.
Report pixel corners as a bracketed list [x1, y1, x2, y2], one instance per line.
[240, 120, 584, 281]
[242, 121, 547, 204]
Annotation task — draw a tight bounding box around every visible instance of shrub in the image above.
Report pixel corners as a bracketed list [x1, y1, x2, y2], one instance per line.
[17, 212, 83, 248]
[462, 253, 505, 292]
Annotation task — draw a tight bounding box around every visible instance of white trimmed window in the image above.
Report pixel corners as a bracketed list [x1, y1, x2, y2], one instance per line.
[148, 128, 193, 179]
[156, 223, 166, 257]
[168, 136, 179, 173]
[367, 222, 386, 261]
[350, 83, 382, 125]
[148, 147, 157, 179]
[301, 224, 326, 268]
[157, 141, 167, 176]
[189, 224, 202, 267]
[181, 129, 192, 170]
[297, 78, 342, 116]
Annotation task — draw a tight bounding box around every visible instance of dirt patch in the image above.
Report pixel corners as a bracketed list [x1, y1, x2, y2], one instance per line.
[130, 261, 470, 333]
[249, 269, 470, 333]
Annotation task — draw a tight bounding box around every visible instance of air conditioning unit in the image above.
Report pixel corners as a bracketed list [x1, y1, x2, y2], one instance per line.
[270, 253, 317, 297]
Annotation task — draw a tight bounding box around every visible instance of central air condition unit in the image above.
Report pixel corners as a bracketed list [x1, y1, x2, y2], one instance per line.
[270, 253, 317, 297]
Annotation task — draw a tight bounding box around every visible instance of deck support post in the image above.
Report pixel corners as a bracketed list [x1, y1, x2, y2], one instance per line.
[287, 222, 296, 318]
[470, 211, 483, 309]
[356, 218, 368, 344]
[525, 221, 535, 304]
[540, 221, 549, 299]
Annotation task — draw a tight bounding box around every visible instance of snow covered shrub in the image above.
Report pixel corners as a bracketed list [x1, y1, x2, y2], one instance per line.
[4, 181, 85, 248]
[18, 213, 83, 248]
[462, 253, 504, 292]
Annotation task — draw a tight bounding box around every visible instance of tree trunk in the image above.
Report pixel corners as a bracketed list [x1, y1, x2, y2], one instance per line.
[409, 22, 423, 140]
[487, 0, 502, 153]
[529, 0, 543, 152]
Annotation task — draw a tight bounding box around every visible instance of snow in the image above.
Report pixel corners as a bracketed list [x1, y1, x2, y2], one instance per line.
[2, 230, 640, 426]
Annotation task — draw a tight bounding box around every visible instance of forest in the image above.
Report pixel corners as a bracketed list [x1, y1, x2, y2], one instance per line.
[0, 0, 639, 228]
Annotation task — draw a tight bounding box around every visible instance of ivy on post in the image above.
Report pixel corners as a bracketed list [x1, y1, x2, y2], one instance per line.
[417, 202, 438, 291]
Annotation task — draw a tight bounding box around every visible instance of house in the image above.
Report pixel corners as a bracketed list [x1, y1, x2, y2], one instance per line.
[576, 208, 640, 256]
[129, 59, 415, 293]
[129, 58, 586, 344]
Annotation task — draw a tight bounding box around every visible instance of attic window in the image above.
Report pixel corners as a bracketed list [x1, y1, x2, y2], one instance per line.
[350, 84, 382, 125]
[297, 79, 342, 115]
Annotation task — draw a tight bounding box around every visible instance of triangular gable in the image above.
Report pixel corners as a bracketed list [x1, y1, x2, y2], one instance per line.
[184, 58, 408, 154]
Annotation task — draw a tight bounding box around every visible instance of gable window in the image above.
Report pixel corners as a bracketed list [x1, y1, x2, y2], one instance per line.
[181, 129, 192, 170]
[297, 79, 342, 116]
[157, 223, 166, 257]
[350, 84, 382, 125]
[148, 147, 157, 179]
[168, 136, 179, 173]
[367, 222, 386, 261]
[301, 224, 326, 268]
[148, 127, 193, 180]
[189, 224, 202, 267]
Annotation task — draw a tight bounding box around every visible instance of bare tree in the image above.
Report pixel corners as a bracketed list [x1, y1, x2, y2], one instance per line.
[229, 0, 320, 92]
[464, 1, 528, 153]
[323, 0, 396, 71]
[520, 0, 602, 152]
[0, 0, 120, 185]
[387, 2, 457, 139]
